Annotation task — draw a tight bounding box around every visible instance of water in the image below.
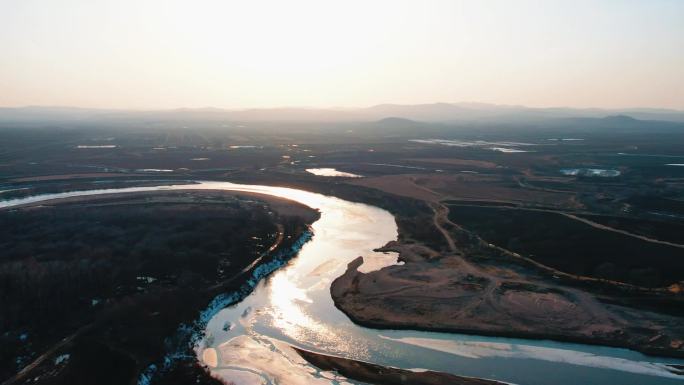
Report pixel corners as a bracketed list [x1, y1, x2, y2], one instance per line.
[75, 145, 117, 148]
[560, 168, 621, 177]
[409, 139, 535, 153]
[2, 181, 683, 385]
[305, 168, 362, 178]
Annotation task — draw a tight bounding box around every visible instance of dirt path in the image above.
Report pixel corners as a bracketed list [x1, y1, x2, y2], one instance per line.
[559, 212, 684, 249]
[448, 201, 684, 249]
[207, 223, 284, 292]
[2, 326, 91, 385]
[239, 223, 284, 272]
[411, 179, 673, 293]
[429, 202, 457, 252]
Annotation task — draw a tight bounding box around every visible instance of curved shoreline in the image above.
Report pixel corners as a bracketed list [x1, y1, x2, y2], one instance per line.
[293, 346, 508, 385]
[139, 230, 316, 384]
[331, 257, 684, 360]
[333, 301, 684, 360]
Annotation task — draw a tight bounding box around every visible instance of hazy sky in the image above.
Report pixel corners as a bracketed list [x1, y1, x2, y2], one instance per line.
[1, 0, 683, 109]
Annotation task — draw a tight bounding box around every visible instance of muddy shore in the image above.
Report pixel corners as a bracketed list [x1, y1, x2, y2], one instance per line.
[331, 253, 684, 359]
[293, 346, 506, 385]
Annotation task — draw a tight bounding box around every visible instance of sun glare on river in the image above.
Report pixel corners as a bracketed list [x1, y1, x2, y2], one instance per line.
[268, 270, 332, 341]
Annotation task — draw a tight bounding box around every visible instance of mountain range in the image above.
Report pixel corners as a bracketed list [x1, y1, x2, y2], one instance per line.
[1, 103, 683, 124]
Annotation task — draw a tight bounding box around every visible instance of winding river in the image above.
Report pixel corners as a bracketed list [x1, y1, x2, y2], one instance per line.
[2, 181, 683, 385]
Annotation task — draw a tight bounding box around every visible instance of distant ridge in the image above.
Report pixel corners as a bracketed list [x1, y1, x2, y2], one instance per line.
[1, 103, 683, 124]
[602, 115, 639, 123]
[375, 117, 418, 125]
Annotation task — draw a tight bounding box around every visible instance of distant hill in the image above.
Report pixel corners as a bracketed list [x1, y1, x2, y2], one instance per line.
[540, 114, 684, 133]
[375, 117, 419, 125]
[601, 115, 639, 124]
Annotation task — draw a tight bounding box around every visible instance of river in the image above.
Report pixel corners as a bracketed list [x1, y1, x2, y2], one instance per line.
[1, 181, 683, 385]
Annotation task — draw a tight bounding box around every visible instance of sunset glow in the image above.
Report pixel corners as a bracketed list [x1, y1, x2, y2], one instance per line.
[2, 0, 683, 109]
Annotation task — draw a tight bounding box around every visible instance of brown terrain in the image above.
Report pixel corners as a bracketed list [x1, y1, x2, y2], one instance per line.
[294, 347, 506, 385]
[333, 173, 684, 358]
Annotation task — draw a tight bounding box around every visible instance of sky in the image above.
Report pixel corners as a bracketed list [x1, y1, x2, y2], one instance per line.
[1, 0, 683, 110]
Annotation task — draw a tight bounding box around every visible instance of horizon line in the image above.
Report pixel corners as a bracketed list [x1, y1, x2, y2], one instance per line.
[1, 102, 683, 113]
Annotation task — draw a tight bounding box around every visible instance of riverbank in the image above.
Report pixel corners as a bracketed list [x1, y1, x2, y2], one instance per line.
[293, 346, 507, 385]
[0, 191, 319, 385]
[331, 250, 684, 360]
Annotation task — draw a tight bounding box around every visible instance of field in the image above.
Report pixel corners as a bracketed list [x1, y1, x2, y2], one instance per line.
[447, 205, 684, 287]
